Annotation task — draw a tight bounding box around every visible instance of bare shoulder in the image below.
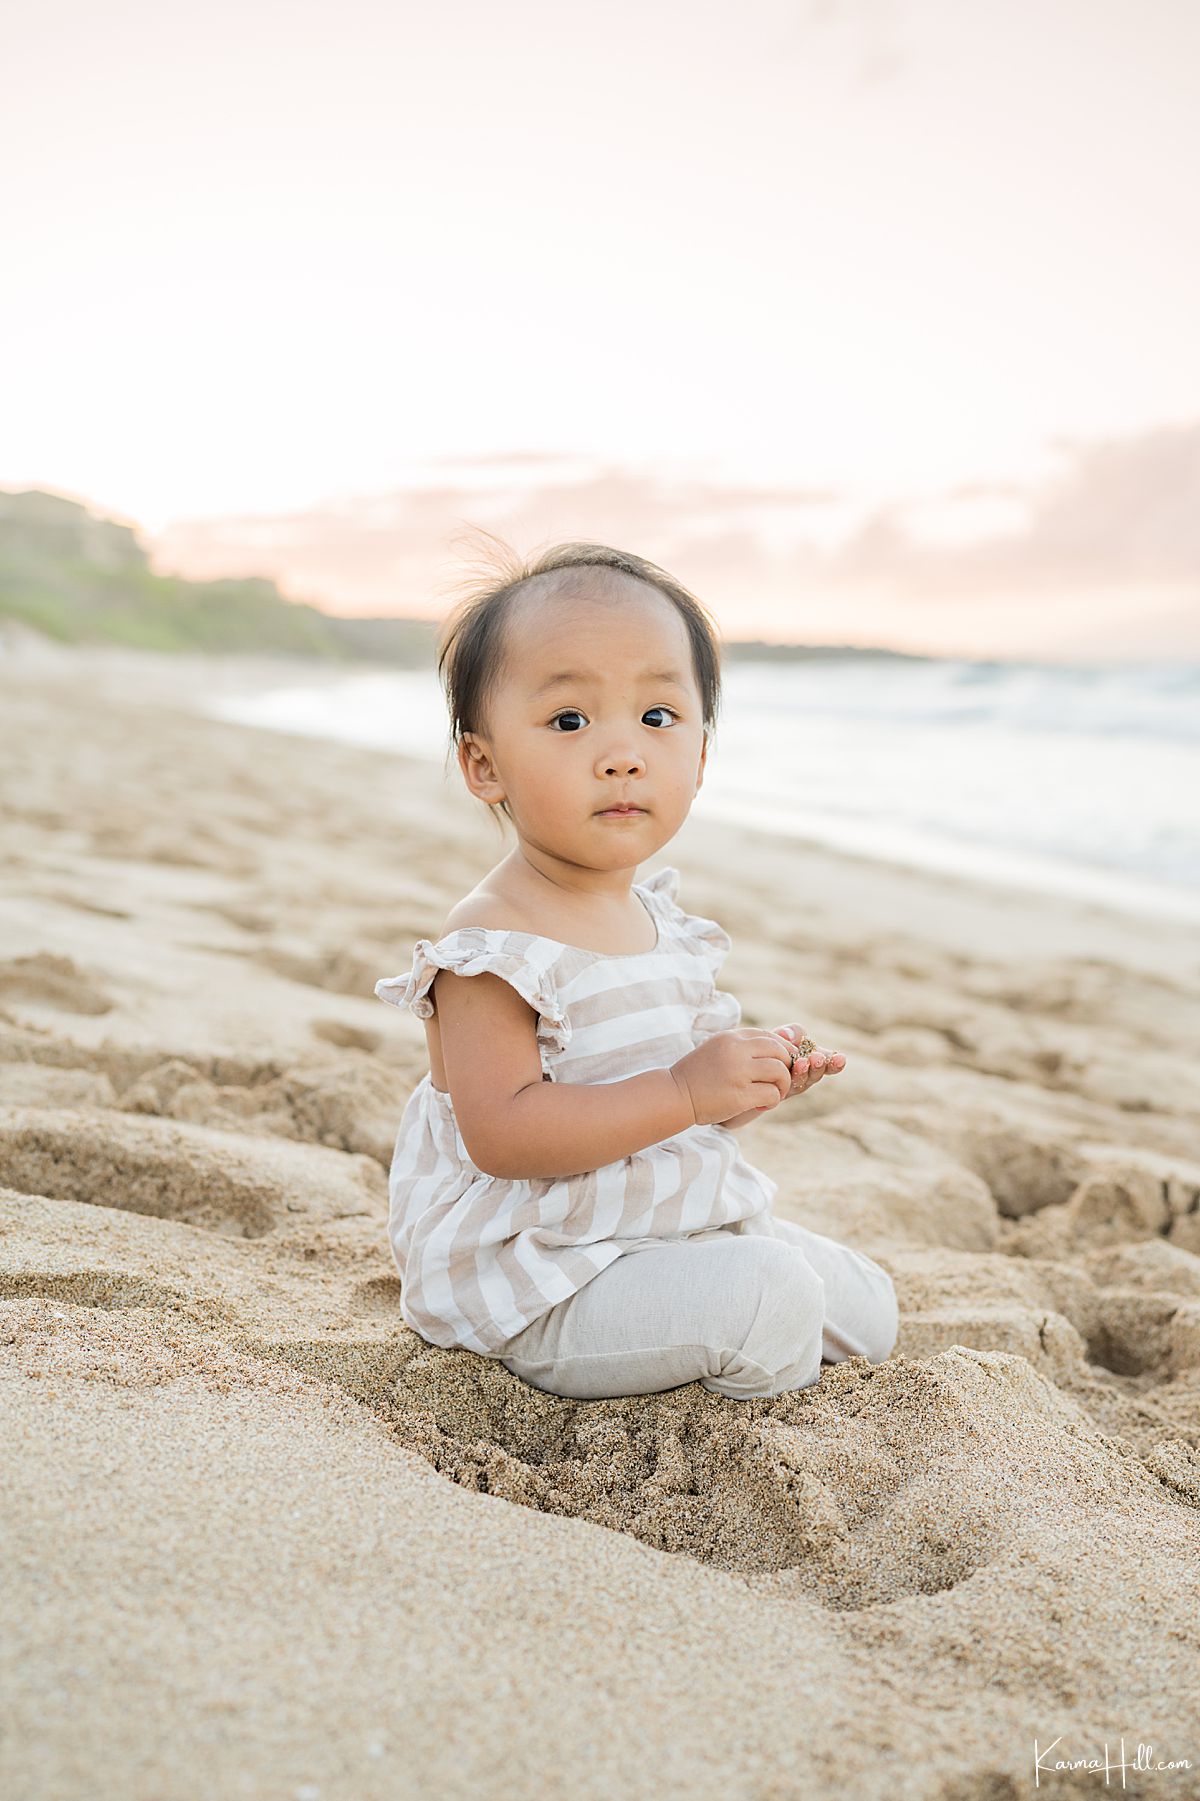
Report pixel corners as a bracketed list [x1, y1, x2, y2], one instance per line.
[439, 886, 538, 939]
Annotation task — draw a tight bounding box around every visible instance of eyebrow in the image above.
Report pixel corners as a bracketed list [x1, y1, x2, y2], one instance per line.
[530, 669, 690, 696]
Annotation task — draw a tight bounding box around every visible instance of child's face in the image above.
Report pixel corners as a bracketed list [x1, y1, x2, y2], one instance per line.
[460, 576, 708, 868]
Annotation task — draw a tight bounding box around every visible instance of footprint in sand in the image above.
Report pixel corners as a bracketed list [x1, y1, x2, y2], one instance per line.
[311, 1020, 382, 1053]
[1079, 1238, 1200, 1382]
[115, 1054, 399, 1164]
[257, 943, 386, 999]
[0, 1269, 187, 1312]
[0, 952, 114, 1015]
[961, 1124, 1088, 1219]
[351, 1275, 404, 1315]
[1000, 1155, 1200, 1264]
[0, 1107, 384, 1240]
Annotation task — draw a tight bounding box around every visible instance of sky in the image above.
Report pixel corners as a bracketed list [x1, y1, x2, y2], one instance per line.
[3, 0, 1199, 660]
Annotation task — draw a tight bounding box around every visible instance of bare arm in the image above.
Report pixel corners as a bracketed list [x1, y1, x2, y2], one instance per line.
[433, 967, 696, 1179]
[432, 968, 797, 1180]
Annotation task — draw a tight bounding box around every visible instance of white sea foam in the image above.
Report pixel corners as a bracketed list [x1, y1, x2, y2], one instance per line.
[200, 653, 1200, 924]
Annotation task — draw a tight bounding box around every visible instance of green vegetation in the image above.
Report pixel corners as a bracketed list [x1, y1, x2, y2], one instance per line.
[0, 489, 438, 665]
[1, 486, 930, 667]
[723, 638, 929, 664]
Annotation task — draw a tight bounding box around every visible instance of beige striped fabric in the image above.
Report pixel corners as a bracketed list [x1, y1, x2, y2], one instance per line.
[373, 865, 779, 1356]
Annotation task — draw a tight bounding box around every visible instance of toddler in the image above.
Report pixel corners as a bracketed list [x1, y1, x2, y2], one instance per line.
[375, 539, 899, 1400]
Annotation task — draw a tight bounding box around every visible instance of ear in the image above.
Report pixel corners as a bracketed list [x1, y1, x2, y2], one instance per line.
[459, 734, 506, 808]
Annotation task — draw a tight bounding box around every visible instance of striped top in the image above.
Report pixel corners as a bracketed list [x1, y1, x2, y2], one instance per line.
[373, 865, 779, 1356]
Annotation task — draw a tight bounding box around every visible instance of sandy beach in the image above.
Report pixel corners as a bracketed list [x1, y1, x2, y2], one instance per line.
[3, 637, 1200, 1800]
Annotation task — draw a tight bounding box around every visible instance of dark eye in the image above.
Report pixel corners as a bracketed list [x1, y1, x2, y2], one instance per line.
[547, 706, 680, 732]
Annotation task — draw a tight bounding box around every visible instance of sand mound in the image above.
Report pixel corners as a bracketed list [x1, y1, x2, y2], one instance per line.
[0, 1108, 385, 1241]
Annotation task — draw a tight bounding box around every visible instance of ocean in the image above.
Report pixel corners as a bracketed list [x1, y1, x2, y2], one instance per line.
[201, 653, 1200, 925]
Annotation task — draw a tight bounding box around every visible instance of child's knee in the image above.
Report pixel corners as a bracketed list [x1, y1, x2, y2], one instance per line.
[737, 1239, 826, 1364]
[859, 1265, 900, 1364]
[814, 1248, 900, 1369]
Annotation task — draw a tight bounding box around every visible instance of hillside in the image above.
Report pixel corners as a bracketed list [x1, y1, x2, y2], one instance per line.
[0, 488, 929, 667]
[0, 490, 437, 666]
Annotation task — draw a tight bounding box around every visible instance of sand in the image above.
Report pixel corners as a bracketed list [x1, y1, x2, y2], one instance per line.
[2, 635, 1199, 1800]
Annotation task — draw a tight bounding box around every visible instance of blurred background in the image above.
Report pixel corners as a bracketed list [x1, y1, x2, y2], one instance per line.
[2, 0, 1197, 918]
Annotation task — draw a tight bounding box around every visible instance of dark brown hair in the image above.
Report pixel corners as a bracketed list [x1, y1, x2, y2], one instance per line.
[434, 531, 724, 827]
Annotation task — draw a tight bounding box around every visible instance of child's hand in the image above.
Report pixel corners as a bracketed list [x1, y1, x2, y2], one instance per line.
[773, 1024, 847, 1098]
[670, 1028, 797, 1127]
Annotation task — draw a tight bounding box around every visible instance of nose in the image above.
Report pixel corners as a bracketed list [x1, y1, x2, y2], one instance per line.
[596, 749, 647, 777]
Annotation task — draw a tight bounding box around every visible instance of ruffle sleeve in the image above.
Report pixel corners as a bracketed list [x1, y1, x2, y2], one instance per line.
[691, 983, 741, 1046]
[638, 864, 682, 905]
[374, 931, 571, 1061]
[639, 864, 732, 980]
[640, 864, 740, 1047]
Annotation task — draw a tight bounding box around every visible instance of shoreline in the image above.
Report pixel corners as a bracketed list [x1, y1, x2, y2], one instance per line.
[7, 633, 1197, 977]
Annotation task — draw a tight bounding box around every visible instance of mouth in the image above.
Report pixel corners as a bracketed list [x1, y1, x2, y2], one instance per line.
[596, 805, 647, 817]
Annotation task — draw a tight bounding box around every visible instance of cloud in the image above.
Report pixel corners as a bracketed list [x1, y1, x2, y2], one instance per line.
[829, 418, 1200, 596]
[145, 418, 1200, 657]
[150, 464, 842, 617]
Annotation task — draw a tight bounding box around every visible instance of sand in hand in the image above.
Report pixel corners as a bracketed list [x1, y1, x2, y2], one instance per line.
[3, 645, 1200, 1799]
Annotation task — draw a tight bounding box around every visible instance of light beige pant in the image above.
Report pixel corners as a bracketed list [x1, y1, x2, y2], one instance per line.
[498, 1214, 900, 1401]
